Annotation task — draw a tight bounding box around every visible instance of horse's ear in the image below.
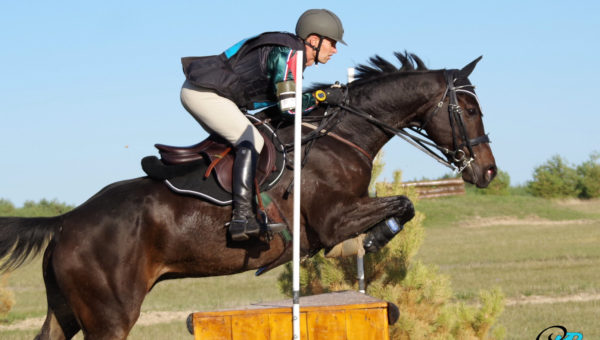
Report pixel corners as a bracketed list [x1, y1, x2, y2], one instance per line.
[459, 56, 483, 78]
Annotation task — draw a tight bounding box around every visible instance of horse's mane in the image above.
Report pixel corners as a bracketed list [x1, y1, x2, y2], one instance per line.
[353, 51, 428, 82]
[307, 52, 428, 92]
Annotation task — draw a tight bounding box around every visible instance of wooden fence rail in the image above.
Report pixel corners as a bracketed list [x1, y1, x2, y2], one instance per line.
[400, 178, 466, 199]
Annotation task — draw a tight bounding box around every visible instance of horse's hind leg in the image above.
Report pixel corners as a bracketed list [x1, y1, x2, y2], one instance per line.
[36, 241, 81, 340]
[51, 242, 150, 339]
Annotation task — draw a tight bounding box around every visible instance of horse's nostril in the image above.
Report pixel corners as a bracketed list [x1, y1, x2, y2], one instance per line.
[487, 166, 497, 180]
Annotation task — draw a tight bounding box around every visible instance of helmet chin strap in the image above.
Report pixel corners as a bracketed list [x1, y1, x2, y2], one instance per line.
[305, 36, 324, 65]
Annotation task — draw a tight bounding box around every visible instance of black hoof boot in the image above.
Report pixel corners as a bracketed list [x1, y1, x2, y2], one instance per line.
[363, 217, 404, 253]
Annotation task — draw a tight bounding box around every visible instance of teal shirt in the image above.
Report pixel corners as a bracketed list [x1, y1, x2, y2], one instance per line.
[266, 46, 317, 115]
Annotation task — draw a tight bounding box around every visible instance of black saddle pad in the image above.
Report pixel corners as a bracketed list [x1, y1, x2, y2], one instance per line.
[142, 156, 233, 205]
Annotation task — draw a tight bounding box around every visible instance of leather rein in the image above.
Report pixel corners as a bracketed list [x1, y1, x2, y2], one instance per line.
[285, 70, 490, 174]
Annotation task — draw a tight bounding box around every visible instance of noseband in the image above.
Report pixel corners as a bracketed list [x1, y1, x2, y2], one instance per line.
[337, 70, 491, 173]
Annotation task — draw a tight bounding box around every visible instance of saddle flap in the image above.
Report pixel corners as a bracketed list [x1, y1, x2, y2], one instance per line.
[154, 132, 276, 193]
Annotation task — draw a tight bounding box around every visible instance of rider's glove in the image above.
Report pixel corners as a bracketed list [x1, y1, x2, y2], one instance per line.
[314, 83, 346, 106]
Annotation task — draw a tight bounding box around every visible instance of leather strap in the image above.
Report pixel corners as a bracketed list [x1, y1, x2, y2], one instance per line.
[204, 147, 232, 178]
[301, 122, 373, 162]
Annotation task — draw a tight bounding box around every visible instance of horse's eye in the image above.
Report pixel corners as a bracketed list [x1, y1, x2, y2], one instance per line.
[467, 108, 477, 116]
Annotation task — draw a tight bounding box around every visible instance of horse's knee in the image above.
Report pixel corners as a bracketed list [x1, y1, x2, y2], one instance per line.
[396, 196, 415, 224]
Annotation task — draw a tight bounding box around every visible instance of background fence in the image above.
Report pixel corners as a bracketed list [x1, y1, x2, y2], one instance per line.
[400, 178, 466, 199]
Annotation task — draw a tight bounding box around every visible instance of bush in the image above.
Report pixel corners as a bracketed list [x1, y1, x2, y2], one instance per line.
[576, 152, 600, 199]
[527, 155, 580, 198]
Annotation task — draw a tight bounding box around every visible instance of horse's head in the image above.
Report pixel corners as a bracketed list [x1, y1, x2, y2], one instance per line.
[344, 52, 496, 188]
[417, 57, 497, 187]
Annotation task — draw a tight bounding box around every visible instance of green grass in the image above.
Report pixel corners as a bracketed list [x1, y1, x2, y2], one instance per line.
[416, 195, 600, 229]
[2, 195, 600, 339]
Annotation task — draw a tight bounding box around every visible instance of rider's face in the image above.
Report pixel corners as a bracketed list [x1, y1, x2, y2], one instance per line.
[317, 38, 338, 64]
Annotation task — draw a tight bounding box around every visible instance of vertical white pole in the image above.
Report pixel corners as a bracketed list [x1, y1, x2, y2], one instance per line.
[292, 50, 303, 340]
[347, 67, 366, 294]
[347, 67, 355, 83]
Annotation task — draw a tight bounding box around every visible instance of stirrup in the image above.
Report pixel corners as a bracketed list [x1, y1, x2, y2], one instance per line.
[257, 210, 286, 233]
[229, 218, 260, 241]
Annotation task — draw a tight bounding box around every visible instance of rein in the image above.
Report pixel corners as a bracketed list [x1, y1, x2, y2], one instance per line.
[280, 69, 491, 188]
[337, 70, 490, 173]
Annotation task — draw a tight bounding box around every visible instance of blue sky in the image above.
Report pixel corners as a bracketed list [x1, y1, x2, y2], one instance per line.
[1, 1, 599, 206]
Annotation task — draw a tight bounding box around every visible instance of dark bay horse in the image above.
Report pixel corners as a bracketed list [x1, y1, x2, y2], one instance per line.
[0, 53, 496, 340]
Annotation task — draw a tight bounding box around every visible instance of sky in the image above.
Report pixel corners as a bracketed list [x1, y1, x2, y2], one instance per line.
[1, 1, 599, 207]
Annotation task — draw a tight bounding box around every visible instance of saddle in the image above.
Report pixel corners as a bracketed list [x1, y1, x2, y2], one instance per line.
[154, 134, 276, 193]
[141, 117, 286, 205]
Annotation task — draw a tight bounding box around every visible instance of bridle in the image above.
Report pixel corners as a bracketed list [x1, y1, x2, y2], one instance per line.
[336, 70, 491, 173]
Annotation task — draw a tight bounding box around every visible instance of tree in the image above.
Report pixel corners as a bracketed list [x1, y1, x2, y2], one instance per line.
[527, 155, 579, 198]
[576, 152, 600, 199]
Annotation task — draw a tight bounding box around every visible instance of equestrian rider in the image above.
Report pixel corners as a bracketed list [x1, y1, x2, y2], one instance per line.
[180, 9, 346, 241]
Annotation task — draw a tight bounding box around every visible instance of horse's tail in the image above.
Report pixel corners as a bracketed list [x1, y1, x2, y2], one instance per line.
[0, 216, 60, 272]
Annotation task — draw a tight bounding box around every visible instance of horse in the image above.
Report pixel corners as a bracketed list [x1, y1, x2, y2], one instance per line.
[0, 52, 496, 340]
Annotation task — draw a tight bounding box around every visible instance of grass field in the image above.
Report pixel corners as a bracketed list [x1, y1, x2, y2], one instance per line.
[416, 195, 600, 339]
[1, 195, 599, 339]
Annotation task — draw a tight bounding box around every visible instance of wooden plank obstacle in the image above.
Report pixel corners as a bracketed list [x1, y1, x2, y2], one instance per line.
[400, 178, 466, 199]
[186, 291, 398, 340]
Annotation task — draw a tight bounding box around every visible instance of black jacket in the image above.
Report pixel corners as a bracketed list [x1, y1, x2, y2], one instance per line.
[182, 32, 306, 109]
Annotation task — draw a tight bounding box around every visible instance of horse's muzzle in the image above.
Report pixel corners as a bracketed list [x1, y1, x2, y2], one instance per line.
[462, 162, 497, 188]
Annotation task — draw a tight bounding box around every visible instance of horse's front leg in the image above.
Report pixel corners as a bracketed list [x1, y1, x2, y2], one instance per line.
[309, 194, 414, 248]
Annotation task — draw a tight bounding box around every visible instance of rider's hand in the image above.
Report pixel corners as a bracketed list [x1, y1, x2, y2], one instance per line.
[314, 85, 345, 106]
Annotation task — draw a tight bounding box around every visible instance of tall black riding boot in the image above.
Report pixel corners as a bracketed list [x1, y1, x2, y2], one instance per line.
[229, 142, 262, 241]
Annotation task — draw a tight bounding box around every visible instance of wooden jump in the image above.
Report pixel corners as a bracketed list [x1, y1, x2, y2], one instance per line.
[186, 290, 398, 340]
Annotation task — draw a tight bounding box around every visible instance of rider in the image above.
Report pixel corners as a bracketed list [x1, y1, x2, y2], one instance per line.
[180, 9, 346, 241]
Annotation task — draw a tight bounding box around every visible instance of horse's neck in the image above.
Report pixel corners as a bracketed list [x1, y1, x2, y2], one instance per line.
[335, 72, 445, 157]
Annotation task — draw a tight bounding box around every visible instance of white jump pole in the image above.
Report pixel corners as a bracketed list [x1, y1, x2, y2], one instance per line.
[292, 50, 303, 340]
[347, 67, 366, 294]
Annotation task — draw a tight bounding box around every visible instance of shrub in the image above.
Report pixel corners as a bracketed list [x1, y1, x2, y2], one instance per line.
[527, 155, 579, 198]
[0, 274, 15, 319]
